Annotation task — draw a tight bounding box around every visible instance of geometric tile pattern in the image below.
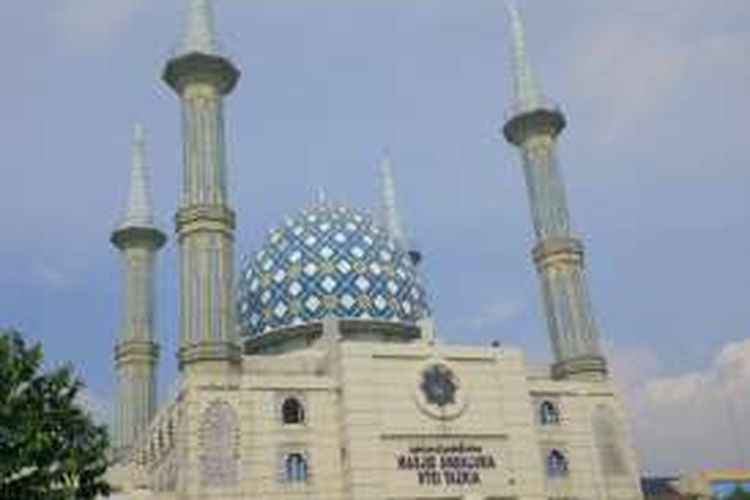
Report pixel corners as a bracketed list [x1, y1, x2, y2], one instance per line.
[238, 202, 430, 336]
[199, 400, 239, 487]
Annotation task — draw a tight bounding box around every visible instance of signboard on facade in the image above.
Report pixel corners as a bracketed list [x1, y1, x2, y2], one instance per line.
[395, 442, 498, 486]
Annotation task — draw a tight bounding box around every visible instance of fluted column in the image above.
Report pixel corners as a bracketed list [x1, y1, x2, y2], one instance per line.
[505, 108, 606, 380]
[503, 5, 606, 380]
[163, 2, 241, 373]
[111, 126, 166, 454]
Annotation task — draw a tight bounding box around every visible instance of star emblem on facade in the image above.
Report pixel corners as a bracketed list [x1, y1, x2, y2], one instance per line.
[420, 364, 458, 408]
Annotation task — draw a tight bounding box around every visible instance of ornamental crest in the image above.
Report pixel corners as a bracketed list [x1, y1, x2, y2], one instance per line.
[420, 364, 458, 408]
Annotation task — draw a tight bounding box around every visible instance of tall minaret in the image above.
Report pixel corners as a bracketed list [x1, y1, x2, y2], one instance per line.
[502, 4, 606, 379]
[163, 0, 241, 374]
[111, 124, 166, 454]
[381, 155, 422, 266]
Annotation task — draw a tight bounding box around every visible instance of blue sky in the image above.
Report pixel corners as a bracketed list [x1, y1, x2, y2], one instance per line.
[0, 0, 748, 474]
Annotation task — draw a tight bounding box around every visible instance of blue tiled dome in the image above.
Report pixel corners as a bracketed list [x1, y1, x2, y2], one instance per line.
[239, 203, 430, 336]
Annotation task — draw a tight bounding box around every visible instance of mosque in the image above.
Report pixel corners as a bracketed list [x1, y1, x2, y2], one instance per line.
[107, 0, 644, 498]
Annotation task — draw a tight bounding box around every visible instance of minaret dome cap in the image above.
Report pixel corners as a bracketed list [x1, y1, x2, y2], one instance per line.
[181, 0, 219, 56]
[163, 0, 240, 95]
[111, 124, 166, 250]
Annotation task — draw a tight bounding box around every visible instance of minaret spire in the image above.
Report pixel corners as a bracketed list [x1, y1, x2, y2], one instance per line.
[502, 6, 606, 380]
[381, 154, 407, 248]
[110, 124, 166, 457]
[506, 0, 541, 112]
[182, 0, 218, 55]
[380, 154, 422, 266]
[121, 123, 154, 229]
[380, 154, 432, 341]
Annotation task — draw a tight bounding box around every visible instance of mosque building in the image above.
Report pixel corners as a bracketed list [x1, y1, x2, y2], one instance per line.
[107, 0, 644, 498]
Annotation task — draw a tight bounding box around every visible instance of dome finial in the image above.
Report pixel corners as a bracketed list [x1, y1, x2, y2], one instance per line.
[505, 0, 542, 112]
[181, 0, 219, 55]
[121, 122, 155, 229]
[315, 187, 328, 206]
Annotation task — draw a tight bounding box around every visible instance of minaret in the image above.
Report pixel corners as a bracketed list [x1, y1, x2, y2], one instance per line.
[163, 0, 241, 374]
[381, 155, 422, 266]
[502, 3, 606, 379]
[380, 155, 436, 342]
[111, 124, 166, 454]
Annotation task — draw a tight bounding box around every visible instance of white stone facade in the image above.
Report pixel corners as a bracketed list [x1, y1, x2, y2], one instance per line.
[111, 320, 642, 500]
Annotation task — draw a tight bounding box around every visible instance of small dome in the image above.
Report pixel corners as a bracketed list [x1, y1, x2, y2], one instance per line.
[239, 203, 430, 336]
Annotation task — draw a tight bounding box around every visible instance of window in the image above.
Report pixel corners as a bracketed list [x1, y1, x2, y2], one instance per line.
[546, 449, 569, 478]
[539, 400, 561, 426]
[284, 453, 308, 483]
[282, 397, 305, 425]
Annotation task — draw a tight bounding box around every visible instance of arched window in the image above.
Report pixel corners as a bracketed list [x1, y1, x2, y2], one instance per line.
[199, 400, 239, 487]
[282, 397, 305, 425]
[539, 400, 561, 426]
[593, 405, 628, 476]
[546, 449, 569, 478]
[284, 453, 308, 483]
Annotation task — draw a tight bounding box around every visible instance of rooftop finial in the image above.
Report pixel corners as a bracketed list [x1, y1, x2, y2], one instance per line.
[506, 1, 541, 112]
[381, 154, 407, 247]
[182, 0, 219, 55]
[121, 123, 155, 229]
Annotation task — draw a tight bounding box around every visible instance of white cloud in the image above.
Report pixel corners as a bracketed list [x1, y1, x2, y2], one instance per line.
[607, 342, 660, 395]
[645, 373, 703, 405]
[53, 0, 145, 47]
[570, 30, 685, 143]
[612, 338, 750, 474]
[565, 1, 750, 145]
[33, 262, 74, 290]
[461, 294, 526, 331]
[716, 340, 750, 380]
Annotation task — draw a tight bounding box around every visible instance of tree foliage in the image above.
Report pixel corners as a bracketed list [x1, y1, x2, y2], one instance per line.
[726, 486, 750, 500]
[0, 330, 110, 499]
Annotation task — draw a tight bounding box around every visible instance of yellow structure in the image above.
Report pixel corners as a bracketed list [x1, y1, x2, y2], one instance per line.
[678, 470, 750, 498]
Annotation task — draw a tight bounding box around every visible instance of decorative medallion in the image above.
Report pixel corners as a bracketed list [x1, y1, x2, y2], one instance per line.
[421, 364, 458, 408]
[415, 362, 468, 420]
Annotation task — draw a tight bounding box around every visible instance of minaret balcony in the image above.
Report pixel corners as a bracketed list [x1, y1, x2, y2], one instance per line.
[163, 51, 240, 95]
[532, 237, 584, 269]
[552, 355, 608, 380]
[175, 204, 236, 238]
[110, 226, 167, 251]
[503, 104, 566, 145]
[115, 340, 159, 366]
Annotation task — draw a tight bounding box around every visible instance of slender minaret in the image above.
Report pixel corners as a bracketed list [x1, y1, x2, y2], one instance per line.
[111, 124, 166, 454]
[502, 3, 606, 379]
[163, 0, 241, 374]
[381, 155, 422, 266]
[380, 156, 437, 341]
